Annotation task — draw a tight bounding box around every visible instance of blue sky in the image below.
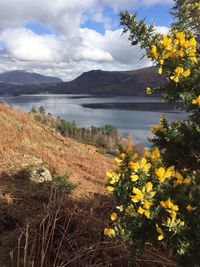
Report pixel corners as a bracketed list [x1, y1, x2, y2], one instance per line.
[26, 3, 172, 35]
[0, 0, 173, 80]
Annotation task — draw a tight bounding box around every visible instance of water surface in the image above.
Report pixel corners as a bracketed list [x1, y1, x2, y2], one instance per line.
[1, 94, 185, 144]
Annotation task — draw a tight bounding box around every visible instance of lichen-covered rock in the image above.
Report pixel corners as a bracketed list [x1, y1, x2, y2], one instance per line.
[21, 157, 52, 183]
[29, 166, 52, 183]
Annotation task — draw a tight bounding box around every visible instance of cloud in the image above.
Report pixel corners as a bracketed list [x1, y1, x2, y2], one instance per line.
[0, 28, 62, 61]
[0, 0, 172, 80]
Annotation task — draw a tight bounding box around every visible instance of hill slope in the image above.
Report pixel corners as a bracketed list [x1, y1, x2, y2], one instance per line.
[0, 66, 165, 96]
[0, 70, 62, 84]
[64, 66, 165, 95]
[0, 104, 114, 196]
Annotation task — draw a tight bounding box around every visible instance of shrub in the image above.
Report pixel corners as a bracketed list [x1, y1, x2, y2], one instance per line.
[105, 147, 200, 265]
[105, 1, 200, 266]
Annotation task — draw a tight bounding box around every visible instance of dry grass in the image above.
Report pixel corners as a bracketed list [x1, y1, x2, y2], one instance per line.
[0, 104, 115, 197]
[0, 104, 178, 267]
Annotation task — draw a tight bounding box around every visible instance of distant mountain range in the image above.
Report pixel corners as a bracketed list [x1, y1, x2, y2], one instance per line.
[0, 70, 62, 85]
[0, 67, 166, 96]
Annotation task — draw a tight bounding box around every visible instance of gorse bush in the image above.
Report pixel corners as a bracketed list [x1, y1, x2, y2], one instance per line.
[105, 0, 200, 266]
[105, 147, 200, 265]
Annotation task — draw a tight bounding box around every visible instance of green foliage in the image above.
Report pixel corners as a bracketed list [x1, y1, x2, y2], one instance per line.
[55, 119, 122, 153]
[150, 116, 200, 171]
[31, 105, 123, 154]
[52, 174, 76, 199]
[31, 105, 37, 113]
[105, 1, 200, 266]
[105, 148, 200, 266]
[39, 105, 45, 114]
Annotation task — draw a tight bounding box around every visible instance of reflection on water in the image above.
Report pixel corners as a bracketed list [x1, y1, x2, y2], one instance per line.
[1, 94, 186, 144]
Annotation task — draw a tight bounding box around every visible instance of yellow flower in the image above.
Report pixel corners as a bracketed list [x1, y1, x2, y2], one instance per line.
[176, 32, 185, 41]
[104, 228, 115, 237]
[170, 75, 179, 83]
[166, 218, 184, 228]
[110, 212, 117, 221]
[120, 153, 126, 159]
[137, 207, 150, 218]
[151, 148, 160, 160]
[156, 166, 174, 183]
[132, 152, 138, 161]
[175, 172, 184, 184]
[175, 66, 184, 75]
[142, 182, 156, 197]
[156, 225, 164, 241]
[150, 45, 158, 59]
[161, 199, 179, 211]
[183, 69, 191, 77]
[115, 157, 122, 164]
[151, 45, 157, 53]
[130, 174, 139, 182]
[192, 95, 200, 105]
[189, 37, 197, 47]
[131, 187, 144, 203]
[146, 87, 152, 95]
[169, 210, 177, 220]
[184, 177, 191, 184]
[186, 204, 196, 212]
[174, 39, 179, 45]
[144, 182, 153, 193]
[151, 124, 163, 134]
[159, 59, 164, 65]
[190, 56, 197, 63]
[158, 67, 163, 75]
[174, 76, 179, 83]
[143, 199, 152, 209]
[126, 146, 132, 153]
[144, 150, 151, 157]
[106, 171, 120, 184]
[106, 185, 114, 192]
[161, 36, 172, 47]
[176, 49, 184, 57]
[130, 157, 151, 173]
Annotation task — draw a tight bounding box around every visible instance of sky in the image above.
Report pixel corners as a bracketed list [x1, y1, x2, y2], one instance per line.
[0, 0, 173, 81]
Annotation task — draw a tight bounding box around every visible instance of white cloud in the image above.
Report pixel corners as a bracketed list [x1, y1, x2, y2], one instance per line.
[155, 26, 169, 34]
[0, 0, 172, 80]
[0, 28, 62, 61]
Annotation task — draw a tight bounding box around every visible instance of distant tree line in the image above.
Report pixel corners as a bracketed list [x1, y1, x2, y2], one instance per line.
[31, 105, 124, 154]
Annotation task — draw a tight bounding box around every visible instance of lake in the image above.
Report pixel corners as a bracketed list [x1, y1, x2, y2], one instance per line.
[1, 94, 185, 144]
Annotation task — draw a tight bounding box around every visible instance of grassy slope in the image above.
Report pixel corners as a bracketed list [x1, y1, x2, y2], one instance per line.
[0, 103, 115, 197]
[0, 104, 176, 266]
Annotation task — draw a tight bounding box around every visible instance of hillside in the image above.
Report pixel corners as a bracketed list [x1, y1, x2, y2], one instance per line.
[0, 104, 177, 267]
[0, 70, 62, 85]
[0, 66, 166, 96]
[0, 104, 131, 266]
[0, 104, 114, 196]
[64, 66, 166, 95]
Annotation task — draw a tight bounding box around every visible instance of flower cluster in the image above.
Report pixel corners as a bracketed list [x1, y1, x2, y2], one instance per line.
[148, 31, 197, 84]
[104, 146, 198, 257]
[192, 95, 200, 106]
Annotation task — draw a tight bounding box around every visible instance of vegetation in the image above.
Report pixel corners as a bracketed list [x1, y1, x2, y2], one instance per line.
[31, 105, 125, 154]
[105, 1, 200, 266]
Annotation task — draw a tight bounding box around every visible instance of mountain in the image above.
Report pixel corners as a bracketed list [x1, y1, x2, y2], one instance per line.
[0, 70, 62, 85]
[0, 66, 166, 96]
[63, 66, 166, 95]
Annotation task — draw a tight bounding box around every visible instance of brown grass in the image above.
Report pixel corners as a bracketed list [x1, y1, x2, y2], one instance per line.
[0, 104, 115, 197]
[0, 104, 178, 267]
